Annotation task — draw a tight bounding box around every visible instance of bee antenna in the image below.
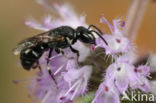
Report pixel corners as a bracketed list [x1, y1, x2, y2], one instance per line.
[90, 30, 108, 45]
[88, 25, 108, 45]
[88, 24, 103, 35]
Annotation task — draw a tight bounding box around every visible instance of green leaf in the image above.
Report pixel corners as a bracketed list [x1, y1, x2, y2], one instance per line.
[75, 92, 94, 103]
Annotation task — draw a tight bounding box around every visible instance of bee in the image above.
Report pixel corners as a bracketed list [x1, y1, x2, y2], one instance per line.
[13, 25, 108, 84]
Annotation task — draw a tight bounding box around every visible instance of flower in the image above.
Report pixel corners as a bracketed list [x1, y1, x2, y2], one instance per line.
[130, 65, 151, 92]
[62, 64, 92, 101]
[25, 1, 87, 31]
[29, 67, 65, 103]
[25, 1, 90, 62]
[95, 15, 130, 55]
[92, 78, 120, 103]
[26, 1, 92, 103]
[18, 1, 153, 103]
[106, 59, 137, 94]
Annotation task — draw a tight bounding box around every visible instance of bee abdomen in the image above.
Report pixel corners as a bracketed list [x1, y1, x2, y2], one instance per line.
[20, 57, 36, 70]
[20, 42, 48, 70]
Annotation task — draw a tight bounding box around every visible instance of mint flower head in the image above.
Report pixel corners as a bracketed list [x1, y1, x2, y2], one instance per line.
[14, 0, 155, 103]
[95, 15, 130, 56]
[92, 77, 120, 103]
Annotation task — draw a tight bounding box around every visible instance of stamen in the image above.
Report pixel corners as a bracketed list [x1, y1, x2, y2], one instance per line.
[48, 54, 62, 61]
[117, 67, 121, 71]
[100, 15, 114, 33]
[60, 96, 66, 100]
[54, 64, 65, 76]
[91, 44, 95, 51]
[42, 90, 52, 103]
[105, 86, 109, 92]
[70, 80, 81, 100]
[64, 79, 81, 96]
[70, 90, 74, 94]
[91, 87, 103, 103]
[105, 55, 110, 62]
[141, 83, 145, 87]
[138, 69, 142, 73]
[120, 21, 125, 27]
[116, 39, 121, 43]
[147, 74, 152, 79]
[36, 78, 42, 81]
[12, 78, 34, 84]
[134, 68, 138, 72]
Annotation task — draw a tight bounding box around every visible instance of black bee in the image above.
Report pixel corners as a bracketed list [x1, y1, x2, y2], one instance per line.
[13, 25, 108, 84]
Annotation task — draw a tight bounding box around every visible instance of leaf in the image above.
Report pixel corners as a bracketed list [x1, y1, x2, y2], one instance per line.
[75, 92, 94, 103]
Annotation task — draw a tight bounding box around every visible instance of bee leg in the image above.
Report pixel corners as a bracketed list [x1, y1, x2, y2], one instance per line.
[55, 48, 61, 54]
[47, 48, 53, 64]
[37, 61, 43, 75]
[46, 48, 58, 85]
[55, 48, 69, 59]
[70, 46, 80, 62]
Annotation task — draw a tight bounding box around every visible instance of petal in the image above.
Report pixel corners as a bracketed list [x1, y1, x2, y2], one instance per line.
[92, 81, 120, 103]
[94, 92, 120, 103]
[133, 76, 151, 93]
[114, 63, 130, 93]
[139, 77, 151, 93]
[115, 79, 129, 94]
[66, 59, 78, 70]
[96, 34, 130, 55]
[25, 18, 49, 31]
[100, 15, 114, 33]
[43, 15, 56, 29]
[137, 65, 150, 76]
[63, 69, 80, 84]
[73, 41, 90, 62]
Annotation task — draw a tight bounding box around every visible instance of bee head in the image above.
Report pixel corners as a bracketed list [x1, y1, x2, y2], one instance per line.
[76, 26, 96, 44]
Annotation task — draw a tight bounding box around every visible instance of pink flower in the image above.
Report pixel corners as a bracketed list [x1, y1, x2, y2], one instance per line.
[62, 64, 92, 100]
[29, 67, 68, 103]
[95, 15, 130, 55]
[26, 1, 91, 103]
[106, 60, 137, 94]
[130, 65, 151, 92]
[92, 78, 120, 103]
[25, 1, 87, 31]
[18, 1, 152, 103]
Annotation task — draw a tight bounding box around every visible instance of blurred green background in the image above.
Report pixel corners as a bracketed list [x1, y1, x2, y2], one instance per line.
[0, 0, 156, 103]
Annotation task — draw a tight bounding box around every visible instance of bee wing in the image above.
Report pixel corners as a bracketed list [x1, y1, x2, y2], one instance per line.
[13, 30, 64, 55]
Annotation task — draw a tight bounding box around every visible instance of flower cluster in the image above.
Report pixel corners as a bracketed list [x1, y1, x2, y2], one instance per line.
[24, 0, 151, 103]
[91, 16, 151, 103]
